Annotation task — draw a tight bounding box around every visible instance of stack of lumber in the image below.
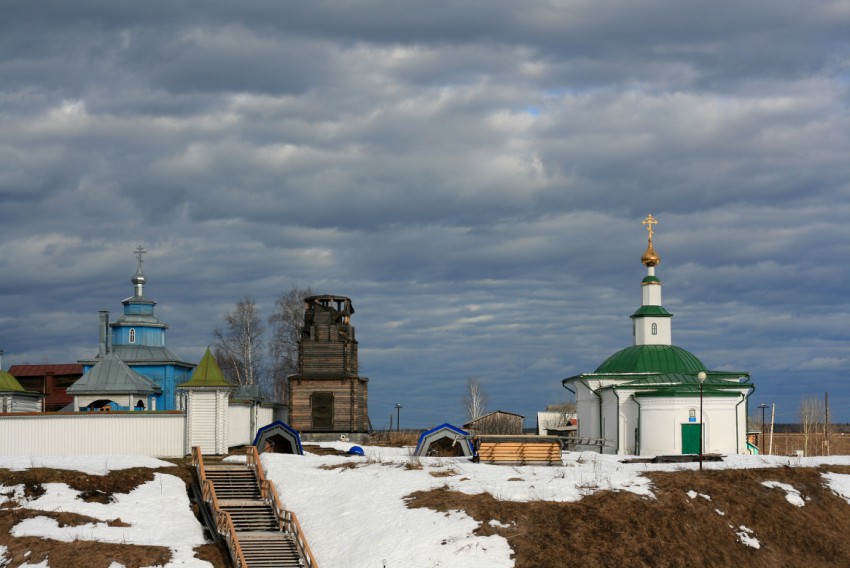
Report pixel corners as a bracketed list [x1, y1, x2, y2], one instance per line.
[476, 435, 562, 466]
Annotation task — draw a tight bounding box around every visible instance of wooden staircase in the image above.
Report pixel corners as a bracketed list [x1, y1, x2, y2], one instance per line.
[194, 447, 318, 568]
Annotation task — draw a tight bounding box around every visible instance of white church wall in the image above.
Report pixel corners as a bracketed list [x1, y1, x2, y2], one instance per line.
[638, 396, 746, 456]
[616, 391, 639, 455]
[572, 381, 601, 448]
[0, 413, 185, 457]
[600, 391, 619, 454]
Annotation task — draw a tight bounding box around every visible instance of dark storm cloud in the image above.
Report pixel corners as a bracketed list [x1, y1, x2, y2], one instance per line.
[1, 0, 848, 425]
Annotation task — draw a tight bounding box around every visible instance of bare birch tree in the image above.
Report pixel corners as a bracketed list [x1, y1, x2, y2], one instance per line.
[268, 285, 313, 402]
[213, 296, 265, 388]
[798, 396, 823, 457]
[463, 377, 488, 421]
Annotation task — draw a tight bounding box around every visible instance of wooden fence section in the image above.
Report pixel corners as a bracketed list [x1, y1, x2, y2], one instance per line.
[475, 435, 563, 466]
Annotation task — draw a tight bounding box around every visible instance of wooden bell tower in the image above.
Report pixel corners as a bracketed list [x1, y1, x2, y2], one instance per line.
[287, 295, 369, 433]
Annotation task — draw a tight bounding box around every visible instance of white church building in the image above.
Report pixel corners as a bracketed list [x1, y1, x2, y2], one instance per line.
[563, 215, 754, 457]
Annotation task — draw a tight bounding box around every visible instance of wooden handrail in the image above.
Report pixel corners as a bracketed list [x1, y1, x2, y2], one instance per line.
[246, 445, 267, 484]
[192, 446, 206, 484]
[216, 510, 248, 568]
[286, 510, 319, 568]
[250, 445, 319, 567]
[195, 446, 247, 568]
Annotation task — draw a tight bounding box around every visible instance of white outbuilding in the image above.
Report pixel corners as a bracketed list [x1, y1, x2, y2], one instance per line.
[562, 215, 754, 457]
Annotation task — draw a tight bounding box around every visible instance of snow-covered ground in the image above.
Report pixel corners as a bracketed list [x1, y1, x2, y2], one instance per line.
[3, 447, 850, 568]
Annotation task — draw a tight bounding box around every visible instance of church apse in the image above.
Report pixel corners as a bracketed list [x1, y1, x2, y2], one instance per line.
[287, 295, 369, 433]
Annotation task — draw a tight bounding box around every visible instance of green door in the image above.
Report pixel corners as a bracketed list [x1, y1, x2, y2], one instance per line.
[682, 424, 702, 454]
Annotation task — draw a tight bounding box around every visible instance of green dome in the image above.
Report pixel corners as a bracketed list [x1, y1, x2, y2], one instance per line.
[0, 370, 26, 392]
[595, 345, 706, 374]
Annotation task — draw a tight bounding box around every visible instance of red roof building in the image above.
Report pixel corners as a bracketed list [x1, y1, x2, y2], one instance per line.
[8, 364, 83, 412]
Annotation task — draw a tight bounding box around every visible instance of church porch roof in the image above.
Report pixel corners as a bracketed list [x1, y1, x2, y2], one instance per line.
[68, 353, 162, 395]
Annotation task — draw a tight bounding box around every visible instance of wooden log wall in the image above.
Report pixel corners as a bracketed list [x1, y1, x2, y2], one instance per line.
[299, 342, 358, 377]
[288, 378, 369, 433]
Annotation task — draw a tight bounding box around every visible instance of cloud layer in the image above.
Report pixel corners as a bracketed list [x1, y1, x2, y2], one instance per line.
[1, 1, 848, 425]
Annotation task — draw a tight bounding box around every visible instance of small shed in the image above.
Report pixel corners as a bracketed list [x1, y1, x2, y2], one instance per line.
[253, 421, 304, 455]
[414, 423, 475, 458]
[464, 410, 524, 435]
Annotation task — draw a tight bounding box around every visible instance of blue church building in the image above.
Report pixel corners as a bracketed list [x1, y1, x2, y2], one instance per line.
[71, 246, 195, 411]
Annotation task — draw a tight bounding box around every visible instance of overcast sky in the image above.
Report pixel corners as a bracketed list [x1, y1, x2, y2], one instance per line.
[1, 1, 848, 427]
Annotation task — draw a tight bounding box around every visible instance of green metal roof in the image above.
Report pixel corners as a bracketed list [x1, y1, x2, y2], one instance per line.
[0, 370, 26, 392]
[595, 345, 705, 374]
[641, 276, 661, 284]
[179, 348, 232, 388]
[630, 305, 672, 318]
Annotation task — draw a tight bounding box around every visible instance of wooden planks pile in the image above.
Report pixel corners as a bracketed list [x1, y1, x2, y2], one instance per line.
[475, 435, 562, 466]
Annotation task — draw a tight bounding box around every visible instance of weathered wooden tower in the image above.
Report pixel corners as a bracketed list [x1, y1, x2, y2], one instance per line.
[287, 295, 369, 433]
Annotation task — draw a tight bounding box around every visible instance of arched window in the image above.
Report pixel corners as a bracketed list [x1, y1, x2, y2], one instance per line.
[129, 328, 136, 343]
[651, 323, 658, 335]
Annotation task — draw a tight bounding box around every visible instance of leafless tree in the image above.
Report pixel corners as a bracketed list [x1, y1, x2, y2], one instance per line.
[547, 402, 577, 427]
[463, 377, 488, 422]
[798, 396, 823, 457]
[268, 285, 313, 402]
[213, 296, 265, 388]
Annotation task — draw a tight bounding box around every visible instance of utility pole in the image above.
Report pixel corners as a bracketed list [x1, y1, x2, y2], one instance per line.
[758, 403, 769, 454]
[769, 403, 775, 455]
[825, 392, 830, 456]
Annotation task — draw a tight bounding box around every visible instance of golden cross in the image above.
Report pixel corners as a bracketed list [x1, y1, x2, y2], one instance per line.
[642, 214, 658, 241]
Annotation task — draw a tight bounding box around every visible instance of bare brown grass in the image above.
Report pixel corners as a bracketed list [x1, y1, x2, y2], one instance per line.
[367, 431, 420, 447]
[0, 464, 229, 568]
[7, 455, 850, 567]
[406, 465, 850, 568]
[319, 461, 361, 471]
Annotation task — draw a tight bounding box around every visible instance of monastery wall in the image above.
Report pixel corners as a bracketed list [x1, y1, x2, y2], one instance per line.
[0, 412, 185, 457]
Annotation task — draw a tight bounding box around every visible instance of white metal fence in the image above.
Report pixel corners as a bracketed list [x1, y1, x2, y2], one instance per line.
[0, 412, 186, 457]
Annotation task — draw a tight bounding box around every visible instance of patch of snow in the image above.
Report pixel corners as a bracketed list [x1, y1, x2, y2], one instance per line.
[736, 525, 760, 549]
[822, 472, 850, 504]
[715, 509, 725, 516]
[9, 473, 211, 567]
[4, 450, 850, 567]
[0, 544, 8, 567]
[0, 455, 175, 475]
[488, 519, 511, 528]
[762, 481, 805, 507]
[0, 484, 24, 506]
[686, 490, 711, 501]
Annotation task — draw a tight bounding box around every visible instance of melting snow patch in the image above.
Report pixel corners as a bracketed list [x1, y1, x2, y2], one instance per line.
[762, 481, 805, 507]
[715, 509, 725, 516]
[686, 490, 711, 501]
[822, 472, 850, 504]
[0, 484, 24, 506]
[0, 544, 8, 568]
[736, 526, 760, 549]
[488, 519, 511, 528]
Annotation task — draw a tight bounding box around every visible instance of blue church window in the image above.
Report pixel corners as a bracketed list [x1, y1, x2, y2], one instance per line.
[651, 323, 658, 335]
[129, 328, 136, 343]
